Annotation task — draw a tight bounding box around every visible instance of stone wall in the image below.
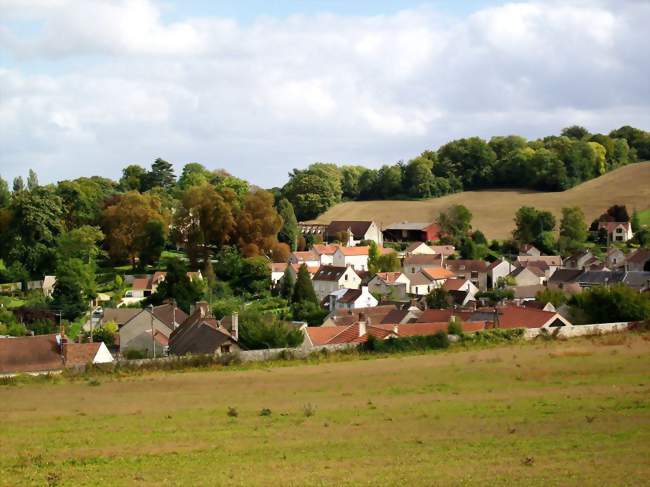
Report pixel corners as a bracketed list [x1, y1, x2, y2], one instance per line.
[523, 322, 629, 340]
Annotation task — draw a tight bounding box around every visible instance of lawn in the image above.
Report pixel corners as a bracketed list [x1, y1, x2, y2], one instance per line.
[638, 208, 650, 228]
[1, 334, 649, 486]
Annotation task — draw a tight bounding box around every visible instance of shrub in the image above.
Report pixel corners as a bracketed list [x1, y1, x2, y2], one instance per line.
[448, 318, 463, 336]
[361, 332, 450, 353]
[227, 407, 238, 417]
[303, 403, 316, 417]
[123, 349, 147, 360]
[259, 408, 272, 417]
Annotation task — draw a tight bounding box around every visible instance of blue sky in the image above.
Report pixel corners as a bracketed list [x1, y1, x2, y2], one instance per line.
[1, 0, 649, 187]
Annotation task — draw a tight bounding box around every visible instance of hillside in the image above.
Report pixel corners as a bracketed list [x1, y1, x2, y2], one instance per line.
[311, 162, 650, 240]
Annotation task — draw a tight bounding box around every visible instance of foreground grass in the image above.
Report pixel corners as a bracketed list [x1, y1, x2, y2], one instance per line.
[1, 334, 649, 486]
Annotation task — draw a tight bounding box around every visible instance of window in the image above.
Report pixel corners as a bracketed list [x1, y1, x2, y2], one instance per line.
[471, 271, 478, 279]
[221, 344, 231, 354]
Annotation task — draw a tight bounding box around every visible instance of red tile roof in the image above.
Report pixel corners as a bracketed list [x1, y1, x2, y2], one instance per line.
[312, 244, 340, 255]
[374, 272, 404, 283]
[421, 267, 454, 280]
[63, 342, 102, 367]
[442, 278, 470, 291]
[417, 309, 473, 323]
[494, 306, 559, 329]
[0, 334, 63, 374]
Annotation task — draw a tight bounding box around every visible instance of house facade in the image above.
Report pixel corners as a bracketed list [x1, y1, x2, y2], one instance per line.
[443, 260, 489, 290]
[598, 221, 633, 242]
[367, 272, 410, 301]
[327, 286, 378, 312]
[332, 247, 370, 271]
[312, 265, 362, 301]
[382, 222, 441, 243]
[325, 221, 383, 246]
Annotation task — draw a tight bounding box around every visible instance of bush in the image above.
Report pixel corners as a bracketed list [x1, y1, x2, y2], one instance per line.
[460, 328, 525, 344]
[123, 349, 147, 360]
[227, 407, 238, 417]
[362, 332, 450, 353]
[448, 318, 463, 336]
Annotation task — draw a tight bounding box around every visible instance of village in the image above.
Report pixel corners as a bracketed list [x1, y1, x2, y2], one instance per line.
[2, 206, 649, 376]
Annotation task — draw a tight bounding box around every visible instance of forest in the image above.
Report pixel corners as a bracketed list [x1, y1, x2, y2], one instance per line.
[281, 125, 650, 220]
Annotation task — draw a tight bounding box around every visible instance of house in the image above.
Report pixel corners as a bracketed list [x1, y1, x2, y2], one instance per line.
[118, 303, 187, 356]
[626, 249, 650, 272]
[42, 275, 56, 298]
[511, 284, 546, 300]
[605, 248, 626, 270]
[404, 271, 435, 296]
[0, 334, 113, 376]
[270, 263, 289, 285]
[575, 270, 626, 289]
[288, 263, 320, 281]
[516, 255, 562, 275]
[492, 305, 572, 329]
[488, 259, 516, 288]
[443, 260, 489, 290]
[312, 265, 361, 301]
[405, 242, 436, 255]
[322, 305, 399, 327]
[298, 222, 327, 240]
[598, 221, 633, 242]
[421, 267, 455, 288]
[430, 245, 456, 257]
[289, 251, 321, 267]
[621, 271, 650, 292]
[519, 244, 541, 257]
[367, 272, 411, 301]
[442, 278, 479, 306]
[325, 220, 383, 246]
[327, 286, 378, 312]
[312, 244, 340, 265]
[125, 271, 202, 302]
[547, 269, 584, 292]
[169, 303, 241, 356]
[509, 265, 546, 286]
[564, 250, 595, 270]
[333, 246, 370, 271]
[382, 222, 441, 243]
[403, 254, 442, 274]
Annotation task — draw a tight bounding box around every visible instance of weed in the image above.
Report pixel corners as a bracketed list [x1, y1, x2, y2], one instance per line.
[259, 408, 272, 417]
[303, 403, 316, 417]
[227, 407, 238, 418]
[86, 378, 101, 387]
[0, 376, 17, 386]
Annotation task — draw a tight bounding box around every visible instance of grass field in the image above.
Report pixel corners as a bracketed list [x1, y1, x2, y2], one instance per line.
[638, 208, 650, 228]
[311, 162, 650, 239]
[1, 334, 649, 486]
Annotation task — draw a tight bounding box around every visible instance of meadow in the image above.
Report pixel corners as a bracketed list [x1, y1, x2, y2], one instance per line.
[312, 162, 650, 240]
[1, 333, 649, 486]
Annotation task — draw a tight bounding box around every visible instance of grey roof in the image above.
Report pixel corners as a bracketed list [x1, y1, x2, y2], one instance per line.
[404, 272, 432, 286]
[313, 265, 349, 281]
[384, 222, 433, 231]
[577, 271, 626, 285]
[548, 269, 584, 284]
[622, 271, 650, 290]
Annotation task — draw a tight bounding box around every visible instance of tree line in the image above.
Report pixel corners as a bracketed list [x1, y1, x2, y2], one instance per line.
[281, 125, 650, 220]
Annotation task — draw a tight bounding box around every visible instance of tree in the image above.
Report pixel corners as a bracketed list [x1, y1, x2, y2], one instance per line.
[437, 205, 472, 244]
[282, 165, 342, 220]
[56, 177, 116, 228]
[569, 284, 650, 324]
[280, 266, 294, 300]
[12, 176, 24, 193]
[3, 186, 64, 275]
[604, 204, 630, 222]
[437, 137, 497, 189]
[238, 309, 304, 350]
[340, 166, 364, 199]
[27, 169, 39, 191]
[92, 322, 117, 346]
[404, 157, 436, 198]
[52, 258, 96, 321]
[513, 206, 555, 245]
[535, 288, 567, 308]
[56, 225, 104, 264]
[609, 125, 650, 160]
[631, 209, 641, 234]
[148, 258, 204, 313]
[367, 241, 381, 274]
[276, 198, 299, 251]
[236, 189, 282, 257]
[145, 158, 176, 190]
[102, 191, 168, 268]
[559, 206, 588, 250]
[375, 165, 403, 199]
[376, 252, 400, 273]
[172, 183, 235, 267]
[292, 264, 318, 305]
[138, 220, 166, 268]
[561, 125, 590, 140]
[426, 288, 450, 309]
[119, 165, 147, 192]
[0, 176, 10, 207]
[235, 256, 271, 296]
[177, 163, 212, 190]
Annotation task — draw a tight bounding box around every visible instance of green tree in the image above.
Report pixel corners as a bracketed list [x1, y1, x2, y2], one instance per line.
[238, 309, 304, 350]
[282, 164, 342, 220]
[404, 157, 436, 198]
[513, 206, 556, 245]
[376, 252, 400, 272]
[426, 288, 450, 309]
[340, 166, 364, 199]
[119, 165, 147, 192]
[437, 205, 472, 244]
[631, 209, 641, 234]
[437, 137, 497, 189]
[56, 225, 104, 264]
[145, 158, 176, 190]
[52, 258, 96, 321]
[559, 206, 588, 250]
[56, 177, 116, 228]
[12, 176, 24, 193]
[235, 257, 271, 296]
[569, 284, 650, 323]
[367, 241, 381, 274]
[27, 169, 39, 191]
[0, 176, 10, 207]
[561, 125, 590, 140]
[375, 165, 403, 199]
[177, 163, 212, 190]
[138, 220, 166, 268]
[535, 288, 567, 308]
[292, 264, 318, 305]
[276, 198, 299, 251]
[148, 258, 204, 313]
[280, 266, 294, 300]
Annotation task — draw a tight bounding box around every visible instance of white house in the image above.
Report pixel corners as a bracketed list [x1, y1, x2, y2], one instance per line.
[289, 251, 321, 268]
[598, 221, 633, 242]
[405, 242, 436, 255]
[312, 244, 340, 265]
[488, 260, 516, 288]
[441, 278, 479, 306]
[312, 265, 362, 301]
[404, 271, 435, 296]
[333, 246, 370, 271]
[270, 263, 289, 285]
[327, 286, 378, 312]
[325, 221, 383, 246]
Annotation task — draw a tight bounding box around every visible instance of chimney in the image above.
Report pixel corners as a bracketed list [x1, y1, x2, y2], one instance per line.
[231, 312, 239, 342]
[358, 312, 367, 337]
[197, 301, 209, 317]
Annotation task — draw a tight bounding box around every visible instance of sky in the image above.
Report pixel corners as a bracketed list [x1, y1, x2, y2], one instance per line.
[1, 0, 649, 188]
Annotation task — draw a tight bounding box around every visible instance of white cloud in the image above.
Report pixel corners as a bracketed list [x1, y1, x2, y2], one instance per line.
[0, 0, 649, 187]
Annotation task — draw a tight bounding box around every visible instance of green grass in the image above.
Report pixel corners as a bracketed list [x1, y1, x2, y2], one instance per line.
[637, 208, 650, 228]
[1, 334, 649, 486]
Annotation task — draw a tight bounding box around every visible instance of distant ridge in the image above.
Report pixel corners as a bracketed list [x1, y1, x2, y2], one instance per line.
[310, 162, 650, 240]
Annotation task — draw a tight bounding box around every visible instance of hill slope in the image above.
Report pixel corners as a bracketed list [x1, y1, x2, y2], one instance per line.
[311, 162, 650, 240]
